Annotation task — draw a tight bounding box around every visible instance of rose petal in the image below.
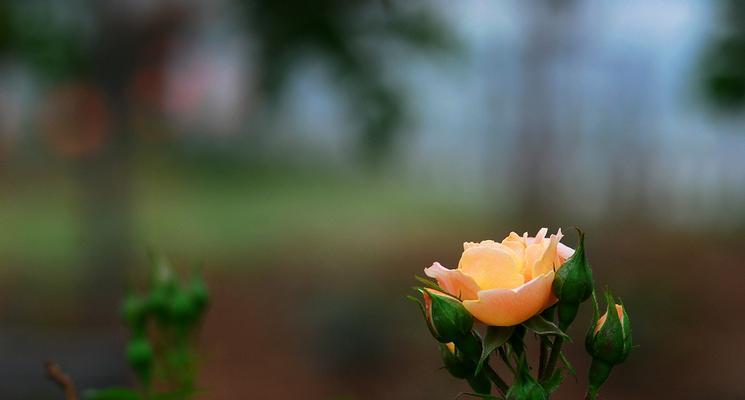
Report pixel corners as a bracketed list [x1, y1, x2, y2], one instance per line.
[557, 242, 575, 262]
[463, 272, 555, 326]
[424, 262, 480, 300]
[458, 244, 524, 290]
[523, 242, 546, 280]
[501, 232, 526, 261]
[533, 229, 563, 277]
[526, 228, 549, 245]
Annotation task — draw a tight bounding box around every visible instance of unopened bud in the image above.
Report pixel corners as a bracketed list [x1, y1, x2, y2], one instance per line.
[418, 288, 473, 343]
[553, 228, 594, 330]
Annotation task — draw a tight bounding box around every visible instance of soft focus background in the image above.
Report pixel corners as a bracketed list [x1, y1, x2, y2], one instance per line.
[1, 1, 744, 399]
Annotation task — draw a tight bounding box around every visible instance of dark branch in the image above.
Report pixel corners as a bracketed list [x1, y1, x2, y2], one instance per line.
[44, 360, 78, 400]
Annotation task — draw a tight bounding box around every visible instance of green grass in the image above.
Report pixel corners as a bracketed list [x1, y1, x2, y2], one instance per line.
[0, 155, 487, 279]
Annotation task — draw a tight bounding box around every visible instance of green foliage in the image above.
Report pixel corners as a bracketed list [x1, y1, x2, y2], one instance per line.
[93, 254, 209, 400]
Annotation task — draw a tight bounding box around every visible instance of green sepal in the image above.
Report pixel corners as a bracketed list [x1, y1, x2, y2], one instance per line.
[559, 351, 576, 377]
[415, 288, 473, 343]
[414, 275, 446, 293]
[585, 291, 600, 353]
[407, 292, 440, 341]
[522, 315, 569, 339]
[619, 298, 633, 363]
[506, 354, 548, 400]
[475, 326, 514, 375]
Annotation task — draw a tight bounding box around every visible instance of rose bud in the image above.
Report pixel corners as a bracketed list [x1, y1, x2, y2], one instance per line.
[585, 291, 632, 399]
[126, 336, 154, 384]
[439, 342, 473, 379]
[417, 288, 473, 343]
[440, 340, 492, 395]
[169, 288, 198, 327]
[121, 293, 147, 335]
[552, 228, 594, 330]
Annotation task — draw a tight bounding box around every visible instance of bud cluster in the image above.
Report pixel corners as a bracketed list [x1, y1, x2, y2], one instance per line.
[121, 254, 209, 390]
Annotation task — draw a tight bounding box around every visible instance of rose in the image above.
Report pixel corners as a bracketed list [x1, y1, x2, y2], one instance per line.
[424, 228, 574, 326]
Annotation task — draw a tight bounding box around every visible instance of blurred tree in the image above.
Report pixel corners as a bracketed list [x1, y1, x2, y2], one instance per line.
[514, 0, 581, 222]
[239, 0, 455, 166]
[0, 1, 190, 318]
[700, 0, 745, 111]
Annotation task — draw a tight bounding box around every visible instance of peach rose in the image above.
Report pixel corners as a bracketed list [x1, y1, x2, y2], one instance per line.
[424, 228, 574, 326]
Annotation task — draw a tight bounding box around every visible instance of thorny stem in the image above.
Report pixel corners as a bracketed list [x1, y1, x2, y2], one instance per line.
[484, 364, 510, 395]
[538, 336, 550, 379]
[542, 336, 564, 383]
[498, 347, 516, 375]
[585, 386, 599, 400]
[44, 361, 78, 400]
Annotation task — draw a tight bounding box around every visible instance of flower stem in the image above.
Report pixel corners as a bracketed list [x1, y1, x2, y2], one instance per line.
[498, 347, 516, 375]
[542, 336, 564, 383]
[538, 336, 550, 379]
[485, 364, 510, 395]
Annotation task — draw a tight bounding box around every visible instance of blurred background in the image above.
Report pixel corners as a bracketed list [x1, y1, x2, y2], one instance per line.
[1, 0, 744, 398]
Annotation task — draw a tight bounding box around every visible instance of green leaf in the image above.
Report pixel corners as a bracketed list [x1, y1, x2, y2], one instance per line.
[83, 388, 142, 400]
[475, 326, 514, 375]
[522, 315, 569, 339]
